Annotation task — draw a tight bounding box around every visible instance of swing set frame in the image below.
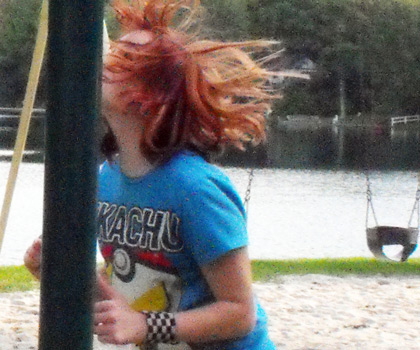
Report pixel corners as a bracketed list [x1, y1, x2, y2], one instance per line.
[0, 1, 104, 349]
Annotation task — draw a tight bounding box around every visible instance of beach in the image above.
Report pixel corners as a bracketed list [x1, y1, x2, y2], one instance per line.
[1, 275, 419, 350]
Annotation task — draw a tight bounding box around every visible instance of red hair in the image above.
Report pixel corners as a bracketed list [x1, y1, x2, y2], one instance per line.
[102, 0, 277, 162]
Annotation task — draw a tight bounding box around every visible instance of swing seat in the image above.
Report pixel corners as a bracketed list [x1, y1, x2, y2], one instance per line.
[366, 226, 418, 262]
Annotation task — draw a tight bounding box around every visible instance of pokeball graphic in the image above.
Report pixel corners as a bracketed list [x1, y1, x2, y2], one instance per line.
[113, 248, 135, 282]
[101, 244, 182, 313]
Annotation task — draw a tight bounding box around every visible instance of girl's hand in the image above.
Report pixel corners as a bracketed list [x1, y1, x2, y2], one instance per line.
[94, 274, 147, 345]
[23, 238, 42, 280]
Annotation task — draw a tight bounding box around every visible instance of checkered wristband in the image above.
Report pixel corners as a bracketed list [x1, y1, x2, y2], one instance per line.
[142, 311, 178, 344]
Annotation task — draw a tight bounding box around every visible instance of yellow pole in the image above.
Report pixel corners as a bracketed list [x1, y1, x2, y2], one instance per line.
[0, 0, 48, 255]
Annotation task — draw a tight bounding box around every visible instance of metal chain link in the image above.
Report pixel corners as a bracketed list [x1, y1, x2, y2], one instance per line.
[243, 168, 255, 215]
[408, 172, 420, 227]
[365, 172, 378, 228]
[367, 171, 420, 228]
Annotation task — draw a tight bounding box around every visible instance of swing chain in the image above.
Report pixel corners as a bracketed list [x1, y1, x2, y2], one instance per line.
[366, 174, 373, 202]
[365, 172, 378, 228]
[243, 168, 255, 214]
[408, 172, 420, 227]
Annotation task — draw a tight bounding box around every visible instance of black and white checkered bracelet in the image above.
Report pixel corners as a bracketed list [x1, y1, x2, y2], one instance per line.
[142, 311, 178, 344]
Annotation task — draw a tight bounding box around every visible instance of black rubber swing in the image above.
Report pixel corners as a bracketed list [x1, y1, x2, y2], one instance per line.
[365, 173, 419, 262]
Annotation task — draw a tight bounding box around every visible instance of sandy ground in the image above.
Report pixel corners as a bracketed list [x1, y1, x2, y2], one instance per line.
[1, 275, 419, 350]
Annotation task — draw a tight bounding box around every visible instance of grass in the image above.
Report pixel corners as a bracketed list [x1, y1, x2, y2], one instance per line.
[1, 257, 420, 292]
[251, 257, 420, 282]
[0, 265, 39, 293]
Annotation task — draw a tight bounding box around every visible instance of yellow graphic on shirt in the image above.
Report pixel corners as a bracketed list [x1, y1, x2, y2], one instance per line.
[105, 260, 189, 349]
[105, 263, 113, 278]
[130, 282, 168, 312]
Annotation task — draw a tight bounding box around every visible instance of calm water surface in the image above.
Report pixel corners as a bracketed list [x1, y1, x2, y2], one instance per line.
[1, 161, 418, 265]
[1, 118, 420, 264]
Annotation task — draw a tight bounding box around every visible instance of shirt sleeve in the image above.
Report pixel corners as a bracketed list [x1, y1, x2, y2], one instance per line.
[179, 172, 248, 266]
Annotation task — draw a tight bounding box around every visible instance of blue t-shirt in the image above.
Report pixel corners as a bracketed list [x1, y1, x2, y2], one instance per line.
[97, 150, 275, 350]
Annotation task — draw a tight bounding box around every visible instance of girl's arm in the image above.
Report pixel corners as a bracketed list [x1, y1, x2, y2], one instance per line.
[175, 247, 256, 343]
[94, 247, 256, 345]
[23, 237, 42, 280]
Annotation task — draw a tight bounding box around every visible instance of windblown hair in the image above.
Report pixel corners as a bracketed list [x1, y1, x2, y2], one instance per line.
[102, 0, 277, 162]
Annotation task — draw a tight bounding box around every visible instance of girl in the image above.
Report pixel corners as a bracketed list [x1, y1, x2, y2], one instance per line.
[25, 0, 278, 348]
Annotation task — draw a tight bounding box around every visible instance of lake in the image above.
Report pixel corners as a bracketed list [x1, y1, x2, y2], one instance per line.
[0, 117, 419, 265]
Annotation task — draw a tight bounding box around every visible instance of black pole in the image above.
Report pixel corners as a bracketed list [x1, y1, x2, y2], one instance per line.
[39, 0, 104, 348]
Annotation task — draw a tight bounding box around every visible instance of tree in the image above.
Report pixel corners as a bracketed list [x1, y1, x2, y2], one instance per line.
[200, 0, 251, 40]
[247, 0, 420, 117]
[0, 0, 43, 106]
[1, 0, 420, 116]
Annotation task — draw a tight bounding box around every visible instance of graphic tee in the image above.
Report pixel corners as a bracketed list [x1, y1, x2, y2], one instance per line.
[97, 150, 276, 350]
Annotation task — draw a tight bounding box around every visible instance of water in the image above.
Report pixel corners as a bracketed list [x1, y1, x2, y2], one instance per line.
[222, 122, 420, 170]
[0, 162, 44, 265]
[1, 118, 420, 265]
[4, 114, 420, 169]
[0, 161, 419, 265]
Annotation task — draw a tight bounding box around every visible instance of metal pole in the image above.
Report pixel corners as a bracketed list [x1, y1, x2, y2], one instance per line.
[39, 0, 104, 348]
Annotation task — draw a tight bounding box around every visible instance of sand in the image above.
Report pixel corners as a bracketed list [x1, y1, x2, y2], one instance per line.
[1, 275, 419, 350]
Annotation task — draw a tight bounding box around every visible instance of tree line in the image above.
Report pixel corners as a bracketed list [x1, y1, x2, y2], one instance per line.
[1, 0, 420, 119]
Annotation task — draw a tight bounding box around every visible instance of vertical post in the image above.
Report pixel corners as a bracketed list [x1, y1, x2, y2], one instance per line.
[39, 0, 104, 349]
[339, 77, 346, 122]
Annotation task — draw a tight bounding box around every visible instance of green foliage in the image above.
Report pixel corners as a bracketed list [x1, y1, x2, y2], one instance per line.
[1, 0, 420, 116]
[0, 0, 43, 106]
[200, 0, 251, 40]
[104, 1, 121, 40]
[248, 0, 420, 116]
[275, 84, 316, 116]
